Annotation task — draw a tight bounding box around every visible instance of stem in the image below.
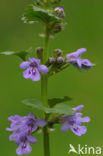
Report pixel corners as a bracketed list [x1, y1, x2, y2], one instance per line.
[41, 75, 48, 108]
[41, 24, 50, 156]
[43, 25, 50, 64]
[43, 125, 50, 156]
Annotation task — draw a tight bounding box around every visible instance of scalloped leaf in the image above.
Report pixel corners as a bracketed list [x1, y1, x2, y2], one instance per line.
[22, 5, 62, 24]
[46, 103, 75, 115]
[0, 47, 33, 60]
[23, 99, 45, 111]
[48, 96, 72, 107]
[23, 99, 74, 115]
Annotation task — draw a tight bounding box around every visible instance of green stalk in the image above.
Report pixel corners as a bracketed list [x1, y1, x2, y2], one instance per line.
[41, 24, 50, 156]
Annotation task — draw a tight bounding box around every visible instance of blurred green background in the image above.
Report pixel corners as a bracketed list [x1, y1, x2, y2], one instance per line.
[0, 0, 103, 155]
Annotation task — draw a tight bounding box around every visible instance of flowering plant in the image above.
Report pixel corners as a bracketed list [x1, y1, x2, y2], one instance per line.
[0, 0, 94, 155]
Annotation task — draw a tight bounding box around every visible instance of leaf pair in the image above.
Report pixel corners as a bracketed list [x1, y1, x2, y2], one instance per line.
[23, 97, 74, 116]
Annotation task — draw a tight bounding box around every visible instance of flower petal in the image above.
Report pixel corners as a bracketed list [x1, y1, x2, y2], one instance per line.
[79, 117, 91, 123]
[73, 105, 84, 112]
[23, 67, 32, 79]
[77, 59, 82, 68]
[16, 143, 32, 155]
[36, 119, 47, 127]
[81, 59, 92, 67]
[66, 53, 77, 63]
[29, 58, 40, 65]
[20, 61, 30, 69]
[71, 125, 87, 136]
[30, 68, 41, 81]
[76, 48, 87, 55]
[75, 113, 82, 117]
[27, 136, 37, 144]
[8, 115, 21, 122]
[28, 113, 35, 119]
[38, 65, 48, 74]
[16, 145, 23, 155]
[9, 133, 20, 144]
[6, 128, 13, 131]
[61, 122, 70, 132]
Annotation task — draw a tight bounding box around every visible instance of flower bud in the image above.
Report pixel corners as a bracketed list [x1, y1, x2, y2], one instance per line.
[53, 23, 64, 33]
[57, 57, 64, 64]
[54, 49, 63, 57]
[54, 7, 65, 18]
[36, 47, 43, 60]
[49, 57, 55, 64]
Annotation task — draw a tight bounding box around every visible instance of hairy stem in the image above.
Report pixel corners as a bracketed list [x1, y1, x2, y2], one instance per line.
[41, 24, 50, 156]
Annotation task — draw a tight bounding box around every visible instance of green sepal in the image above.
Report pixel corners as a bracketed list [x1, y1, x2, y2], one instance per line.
[0, 47, 33, 60]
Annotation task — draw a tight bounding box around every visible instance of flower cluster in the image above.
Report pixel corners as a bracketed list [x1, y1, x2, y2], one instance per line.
[20, 58, 48, 81]
[47, 48, 93, 76]
[60, 105, 90, 136]
[6, 113, 47, 155]
[48, 49, 64, 65]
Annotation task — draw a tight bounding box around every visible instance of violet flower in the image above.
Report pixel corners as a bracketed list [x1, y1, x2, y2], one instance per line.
[6, 113, 47, 155]
[7, 113, 47, 134]
[21, 113, 47, 134]
[16, 133, 37, 155]
[20, 58, 48, 81]
[66, 48, 93, 69]
[60, 105, 90, 136]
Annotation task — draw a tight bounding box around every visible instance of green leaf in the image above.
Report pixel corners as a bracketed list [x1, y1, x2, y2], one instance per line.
[48, 96, 72, 107]
[46, 103, 75, 115]
[23, 99, 45, 111]
[22, 5, 62, 24]
[0, 47, 33, 60]
[23, 99, 74, 115]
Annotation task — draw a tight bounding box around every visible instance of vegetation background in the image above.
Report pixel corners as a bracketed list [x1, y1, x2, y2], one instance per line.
[0, 0, 103, 155]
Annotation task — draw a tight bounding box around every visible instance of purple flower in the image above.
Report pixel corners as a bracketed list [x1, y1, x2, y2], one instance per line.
[20, 58, 48, 81]
[6, 115, 27, 132]
[16, 134, 37, 155]
[66, 48, 93, 69]
[6, 113, 47, 155]
[7, 113, 47, 134]
[60, 105, 90, 136]
[20, 113, 47, 134]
